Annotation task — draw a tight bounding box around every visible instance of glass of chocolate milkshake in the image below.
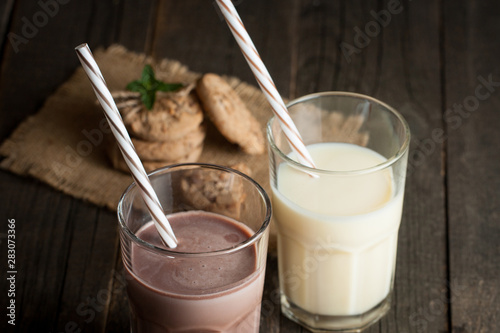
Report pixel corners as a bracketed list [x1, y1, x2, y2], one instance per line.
[118, 163, 272, 333]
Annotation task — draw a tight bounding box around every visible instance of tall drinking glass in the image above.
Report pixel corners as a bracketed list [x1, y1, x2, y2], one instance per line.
[118, 163, 272, 332]
[267, 92, 410, 332]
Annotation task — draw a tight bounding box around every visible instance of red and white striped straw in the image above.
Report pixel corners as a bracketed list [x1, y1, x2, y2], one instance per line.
[75, 43, 178, 248]
[215, 0, 316, 168]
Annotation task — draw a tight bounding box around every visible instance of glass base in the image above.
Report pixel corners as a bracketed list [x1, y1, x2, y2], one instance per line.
[280, 294, 391, 332]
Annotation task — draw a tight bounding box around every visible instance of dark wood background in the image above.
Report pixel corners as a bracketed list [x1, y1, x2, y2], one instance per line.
[1, 0, 499, 332]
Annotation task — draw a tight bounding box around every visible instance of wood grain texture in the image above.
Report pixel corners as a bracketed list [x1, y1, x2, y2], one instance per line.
[444, 0, 500, 332]
[0, 0, 15, 57]
[0, 0, 499, 332]
[152, 0, 296, 98]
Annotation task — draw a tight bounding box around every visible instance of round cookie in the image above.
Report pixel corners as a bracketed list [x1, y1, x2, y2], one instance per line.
[195, 73, 265, 155]
[180, 166, 246, 220]
[132, 125, 206, 161]
[122, 90, 204, 142]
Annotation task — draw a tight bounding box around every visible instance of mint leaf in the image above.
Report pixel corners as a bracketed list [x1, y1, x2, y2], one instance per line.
[157, 82, 184, 92]
[126, 65, 183, 110]
[142, 90, 156, 110]
[126, 81, 146, 93]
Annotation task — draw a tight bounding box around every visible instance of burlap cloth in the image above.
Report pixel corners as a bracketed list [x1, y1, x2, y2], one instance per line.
[0, 45, 273, 216]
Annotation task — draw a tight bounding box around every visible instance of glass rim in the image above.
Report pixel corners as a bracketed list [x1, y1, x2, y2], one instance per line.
[267, 91, 411, 176]
[117, 163, 272, 258]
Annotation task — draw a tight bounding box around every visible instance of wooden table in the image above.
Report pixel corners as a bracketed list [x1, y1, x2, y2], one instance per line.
[1, 1, 498, 332]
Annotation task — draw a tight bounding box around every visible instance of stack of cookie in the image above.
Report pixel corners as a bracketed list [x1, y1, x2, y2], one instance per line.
[109, 86, 206, 172]
[108, 72, 266, 174]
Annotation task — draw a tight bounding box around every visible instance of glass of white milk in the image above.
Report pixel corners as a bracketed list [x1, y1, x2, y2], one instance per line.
[267, 92, 410, 332]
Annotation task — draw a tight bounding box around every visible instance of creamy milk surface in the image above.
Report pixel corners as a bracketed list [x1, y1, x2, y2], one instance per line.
[272, 143, 404, 316]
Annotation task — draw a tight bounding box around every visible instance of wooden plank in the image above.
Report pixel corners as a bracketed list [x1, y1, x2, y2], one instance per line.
[0, 173, 118, 333]
[260, 254, 284, 332]
[444, 1, 500, 332]
[294, 0, 449, 332]
[0, 0, 15, 57]
[116, 0, 159, 54]
[0, 172, 72, 332]
[233, 0, 298, 98]
[151, 1, 234, 75]
[293, 0, 344, 97]
[54, 207, 120, 332]
[0, 0, 119, 140]
[104, 256, 129, 333]
[151, 0, 296, 98]
[0, 174, 43, 332]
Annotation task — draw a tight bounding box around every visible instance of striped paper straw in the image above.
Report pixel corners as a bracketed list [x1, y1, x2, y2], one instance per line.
[75, 43, 178, 248]
[215, 0, 316, 168]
